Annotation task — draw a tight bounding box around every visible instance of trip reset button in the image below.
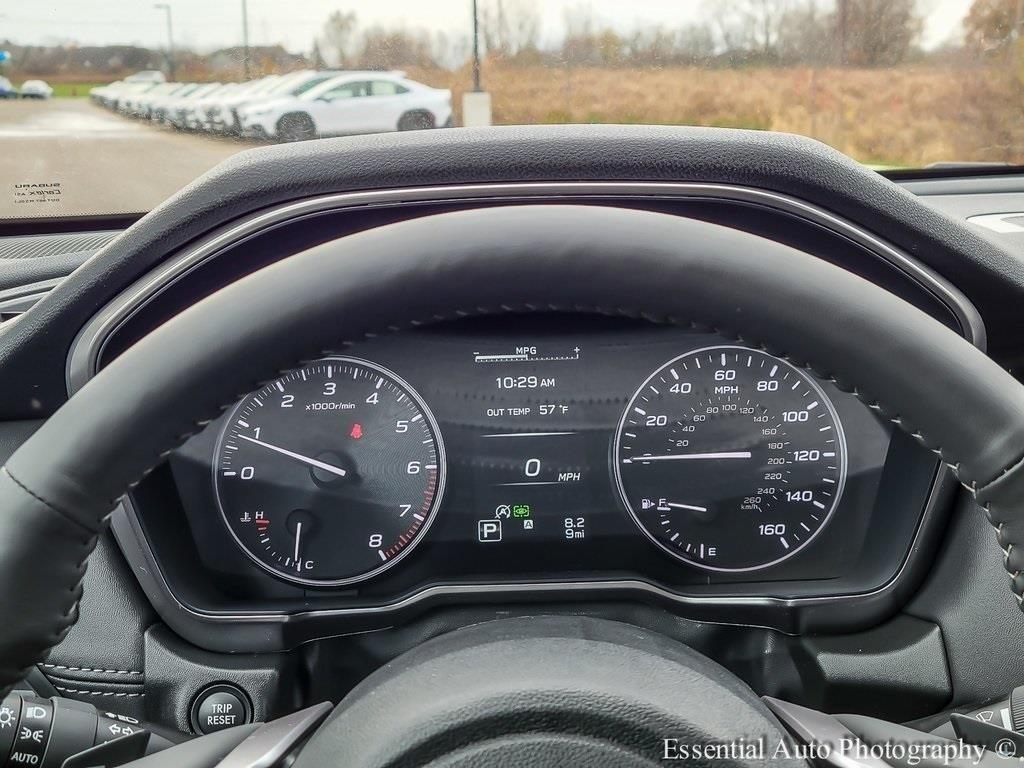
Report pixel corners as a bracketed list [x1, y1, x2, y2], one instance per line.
[189, 684, 252, 735]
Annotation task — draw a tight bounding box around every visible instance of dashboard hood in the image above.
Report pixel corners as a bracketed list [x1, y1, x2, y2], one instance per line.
[0, 124, 1018, 419]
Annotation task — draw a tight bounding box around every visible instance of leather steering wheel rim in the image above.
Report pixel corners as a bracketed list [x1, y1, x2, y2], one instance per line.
[1, 203, 1022, 693]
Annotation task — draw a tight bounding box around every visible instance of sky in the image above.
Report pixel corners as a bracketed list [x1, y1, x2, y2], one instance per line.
[0, 0, 977, 55]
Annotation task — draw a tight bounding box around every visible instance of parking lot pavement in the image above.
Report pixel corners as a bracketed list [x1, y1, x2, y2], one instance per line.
[0, 99, 252, 219]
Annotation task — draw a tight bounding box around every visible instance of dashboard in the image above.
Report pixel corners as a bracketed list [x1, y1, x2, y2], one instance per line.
[130, 313, 940, 642]
[32, 179, 972, 654]
[7, 125, 1024, 727]
[32, 173, 969, 657]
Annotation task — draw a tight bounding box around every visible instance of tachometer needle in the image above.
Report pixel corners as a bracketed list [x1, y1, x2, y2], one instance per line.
[623, 451, 752, 463]
[238, 434, 347, 477]
[294, 522, 302, 570]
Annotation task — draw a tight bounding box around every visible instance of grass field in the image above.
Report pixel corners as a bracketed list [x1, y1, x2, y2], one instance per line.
[15, 62, 1024, 168]
[406, 62, 1024, 169]
[48, 82, 107, 99]
[4, 79, 107, 98]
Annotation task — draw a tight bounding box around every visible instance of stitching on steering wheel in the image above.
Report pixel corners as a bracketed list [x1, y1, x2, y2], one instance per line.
[2, 468, 102, 537]
[9, 301, 1022, 645]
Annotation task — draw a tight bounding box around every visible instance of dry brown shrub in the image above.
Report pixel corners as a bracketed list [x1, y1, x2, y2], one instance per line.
[405, 61, 1024, 167]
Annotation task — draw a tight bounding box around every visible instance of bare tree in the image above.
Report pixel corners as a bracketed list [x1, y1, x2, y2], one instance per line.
[777, 1, 835, 65]
[675, 24, 716, 65]
[621, 24, 714, 67]
[430, 30, 470, 70]
[355, 26, 438, 70]
[480, 0, 541, 59]
[561, 3, 598, 64]
[747, 0, 790, 57]
[309, 40, 326, 69]
[840, 0, 922, 66]
[964, 0, 1023, 54]
[319, 10, 358, 69]
[711, 0, 790, 62]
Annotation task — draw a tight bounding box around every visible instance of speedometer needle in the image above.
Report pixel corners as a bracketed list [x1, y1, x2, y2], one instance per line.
[294, 522, 302, 570]
[662, 502, 709, 513]
[623, 451, 752, 463]
[238, 434, 348, 477]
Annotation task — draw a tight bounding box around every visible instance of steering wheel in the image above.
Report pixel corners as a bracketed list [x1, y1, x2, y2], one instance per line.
[2, 204, 1022, 766]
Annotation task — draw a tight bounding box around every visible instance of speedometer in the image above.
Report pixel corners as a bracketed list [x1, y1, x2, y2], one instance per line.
[613, 346, 847, 571]
[214, 357, 445, 587]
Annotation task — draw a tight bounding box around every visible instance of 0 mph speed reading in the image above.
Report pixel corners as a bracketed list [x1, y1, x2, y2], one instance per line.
[613, 346, 847, 571]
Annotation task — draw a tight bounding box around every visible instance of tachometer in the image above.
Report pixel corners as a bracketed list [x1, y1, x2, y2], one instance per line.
[613, 346, 846, 571]
[214, 357, 445, 586]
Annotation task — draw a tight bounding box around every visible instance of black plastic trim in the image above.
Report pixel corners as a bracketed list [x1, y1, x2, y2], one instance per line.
[0, 215, 140, 238]
[66, 182, 985, 393]
[107, 384, 958, 652]
[68, 183, 979, 652]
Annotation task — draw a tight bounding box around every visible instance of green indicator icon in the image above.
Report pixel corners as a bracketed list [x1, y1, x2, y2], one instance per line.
[512, 504, 531, 518]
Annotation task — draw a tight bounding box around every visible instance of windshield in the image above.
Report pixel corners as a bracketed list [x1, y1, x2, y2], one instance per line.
[0, 1, 1015, 218]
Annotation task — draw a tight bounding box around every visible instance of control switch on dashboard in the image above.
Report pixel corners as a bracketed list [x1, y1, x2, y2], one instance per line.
[189, 684, 252, 735]
[0, 693, 176, 768]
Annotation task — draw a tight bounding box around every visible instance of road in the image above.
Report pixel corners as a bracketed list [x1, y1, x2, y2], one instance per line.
[0, 99, 254, 219]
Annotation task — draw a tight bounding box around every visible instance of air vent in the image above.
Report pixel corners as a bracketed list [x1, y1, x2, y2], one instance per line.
[0, 231, 120, 261]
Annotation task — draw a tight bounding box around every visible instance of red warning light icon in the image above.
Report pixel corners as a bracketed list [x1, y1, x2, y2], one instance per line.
[350, 423, 363, 440]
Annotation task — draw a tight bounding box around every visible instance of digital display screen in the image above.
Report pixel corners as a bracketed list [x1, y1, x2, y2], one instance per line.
[166, 315, 932, 607]
[466, 342, 605, 549]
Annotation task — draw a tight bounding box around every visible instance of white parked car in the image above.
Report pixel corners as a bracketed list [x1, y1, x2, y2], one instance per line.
[89, 81, 121, 107]
[205, 74, 320, 134]
[120, 81, 177, 118]
[124, 70, 166, 84]
[209, 70, 342, 134]
[203, 75, 285, 134]
[190, 81, 245, 130]
[166, 82, 224, 129]
[204, 71, 340, 134]
[149, 83, 204, 123]
[237, 72, 452, 142]
[177, 82, 240, 130]
[0, 76, 18, 99]
[19, 80, 53, 99]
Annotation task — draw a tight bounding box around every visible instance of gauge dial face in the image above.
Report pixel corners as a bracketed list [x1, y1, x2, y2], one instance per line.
[213, 358, 445, 586]
[613, 346, 847, 572]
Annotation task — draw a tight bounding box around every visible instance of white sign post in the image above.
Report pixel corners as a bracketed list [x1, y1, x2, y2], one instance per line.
[462, 91, 493, 127]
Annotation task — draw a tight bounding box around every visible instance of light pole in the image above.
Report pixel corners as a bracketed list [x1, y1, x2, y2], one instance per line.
[1014, 0, 1024, 78]
[471, 0, 481, 92]
[462, 0, 491, 126]
[154, 4, 175, 81]
[241, 0, 251, 80]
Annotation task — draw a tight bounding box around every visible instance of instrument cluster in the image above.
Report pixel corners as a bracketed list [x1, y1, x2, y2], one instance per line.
[158, 314, 938, 619]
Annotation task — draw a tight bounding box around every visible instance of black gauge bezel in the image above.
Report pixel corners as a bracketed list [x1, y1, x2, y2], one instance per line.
[612, 345, 849, 573]
[212, 355, 448, 588]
